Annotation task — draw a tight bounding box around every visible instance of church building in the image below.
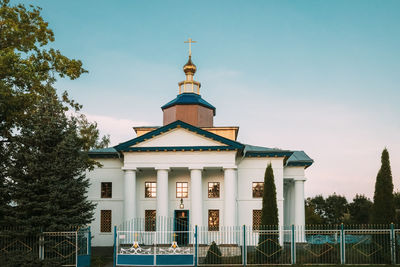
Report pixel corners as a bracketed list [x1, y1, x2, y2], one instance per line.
[87, 43, 313, 247]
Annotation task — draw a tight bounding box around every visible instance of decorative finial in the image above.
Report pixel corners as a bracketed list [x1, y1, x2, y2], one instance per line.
[184, 38, 197, 56]
[178, 38, 201, 94]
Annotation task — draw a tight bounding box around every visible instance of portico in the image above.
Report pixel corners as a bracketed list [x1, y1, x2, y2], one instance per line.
[122, 163, 238, 228]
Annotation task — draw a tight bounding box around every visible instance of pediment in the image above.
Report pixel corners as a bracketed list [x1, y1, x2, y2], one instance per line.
[114, 120, 244, 152]
[133, 128, 225, 147]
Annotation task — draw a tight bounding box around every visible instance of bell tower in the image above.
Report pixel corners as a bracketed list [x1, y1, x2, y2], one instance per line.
[161, 38, 215, 127]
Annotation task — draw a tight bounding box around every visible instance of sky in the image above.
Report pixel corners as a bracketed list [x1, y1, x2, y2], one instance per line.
[16, 0, 400, 200]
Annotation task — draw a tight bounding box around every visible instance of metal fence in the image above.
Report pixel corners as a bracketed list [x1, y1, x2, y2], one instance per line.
[114, 222, 400, 266]
[0, 227, 91, 267]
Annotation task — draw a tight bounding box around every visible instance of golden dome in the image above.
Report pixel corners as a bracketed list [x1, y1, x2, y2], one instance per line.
[183, 56, 196, 75]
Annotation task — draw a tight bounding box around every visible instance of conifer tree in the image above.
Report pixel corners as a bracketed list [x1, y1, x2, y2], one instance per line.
[8, 90, 96, 231]
[256, 163, 281, 263]
[261, 164, 278, 225]
[371, 148, 395, 224]
[370, 148, 394, 263]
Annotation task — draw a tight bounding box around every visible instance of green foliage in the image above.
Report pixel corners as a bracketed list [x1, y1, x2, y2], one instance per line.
[305, 199, 324, 224]
[77, 114, 110, 151]
[325, 194, 348, 224]
[261, 164, 278, 226]
[255, 163, 281, 263]
[348, 194, 372, 224]
[8, 92, 96, 231]
[307, 194, 348, 224]
[393, 192, 400, 225]
[306, 195, 326, 223]
[371, 148, 395, 224]
[204, 241, 222, 264]
[0, 0, 107, 229]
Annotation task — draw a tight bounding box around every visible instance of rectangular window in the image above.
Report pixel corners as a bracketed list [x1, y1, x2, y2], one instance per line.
[252, 182, 264, 198]
[253, 210, 262, 230]
[176, 182, 188, 198]
[145, 182, 157, 198]
[208, 182, 220, 198]
[145, 210, 156, 231]
[101, 182, 112, 198]
[100, 210, 112, 232]
[208, 210, 220, 231]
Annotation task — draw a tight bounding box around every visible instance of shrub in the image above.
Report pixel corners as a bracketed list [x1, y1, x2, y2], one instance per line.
[205, 241, 222, 264]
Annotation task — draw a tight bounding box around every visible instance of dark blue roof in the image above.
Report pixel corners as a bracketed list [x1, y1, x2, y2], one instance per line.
[87, 147, 119, 158]
[243, 144, 313, 168]
[161, 93, 216, 115]
[286, 151, 314, 168]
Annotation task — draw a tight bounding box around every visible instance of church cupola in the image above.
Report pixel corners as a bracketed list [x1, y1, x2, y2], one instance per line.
[161, 38, 216, 127]
[179, 55, 200, 94]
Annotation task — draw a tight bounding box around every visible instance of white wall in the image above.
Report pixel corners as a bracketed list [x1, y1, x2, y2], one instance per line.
[236, 158, 285, 228]
[86, 154, 308, 247]
[86, 158, 124, 247]
[124, 150, 237, 169]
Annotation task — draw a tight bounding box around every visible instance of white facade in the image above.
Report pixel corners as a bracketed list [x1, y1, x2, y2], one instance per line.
[86, 126, 312, 247]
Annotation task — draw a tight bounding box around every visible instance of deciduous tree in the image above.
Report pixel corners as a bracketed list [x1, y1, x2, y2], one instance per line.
[348, 194, 372, 224]
[0, 0, 108, 228]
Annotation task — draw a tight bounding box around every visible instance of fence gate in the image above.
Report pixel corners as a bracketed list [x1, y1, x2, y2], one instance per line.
[115, 227, 195, 266]
[42, 228, 90, 267]
[0, 227, 91, 267]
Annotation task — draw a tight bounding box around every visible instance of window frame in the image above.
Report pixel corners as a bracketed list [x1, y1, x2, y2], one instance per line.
[101, 182, 112, 198]
[252, 182, 264, 198]
[208, 209, 220, 231]
[176, 182, 188, 198]
[208, 182, 220, 198]
[145, 182, 157, 198]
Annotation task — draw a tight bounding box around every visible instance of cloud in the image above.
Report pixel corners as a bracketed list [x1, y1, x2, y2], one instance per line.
[84, 113, 154, 146]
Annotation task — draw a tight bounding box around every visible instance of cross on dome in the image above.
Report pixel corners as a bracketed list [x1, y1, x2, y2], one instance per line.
[179, 38, 201, 94]
[184, 38, 196, 56]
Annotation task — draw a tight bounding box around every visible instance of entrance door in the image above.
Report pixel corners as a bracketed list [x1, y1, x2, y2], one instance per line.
[174, 210, 189, 245]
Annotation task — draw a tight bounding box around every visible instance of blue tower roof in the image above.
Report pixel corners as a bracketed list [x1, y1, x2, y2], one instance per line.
[161, 93, 216, 115]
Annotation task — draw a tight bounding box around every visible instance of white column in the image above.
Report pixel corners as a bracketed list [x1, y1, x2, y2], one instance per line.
[289, 181, 296, 225]
[294, 178, 306, 242]
[124, 169, 137, 222]
[224, 167, 237, 227]
[284, 183, 289, 227]
[190, 168, 203, 227]
[156, 168, 169, 220]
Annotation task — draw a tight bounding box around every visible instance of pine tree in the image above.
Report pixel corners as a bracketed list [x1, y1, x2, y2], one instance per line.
[255, 163, 281, 263]
[371, 148, 395, 224]
[8, 91, 96, 232]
